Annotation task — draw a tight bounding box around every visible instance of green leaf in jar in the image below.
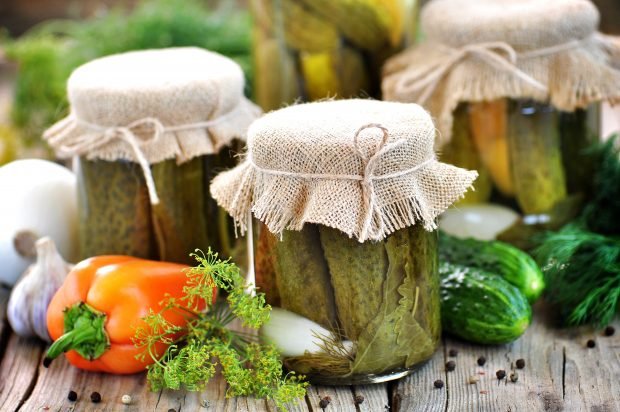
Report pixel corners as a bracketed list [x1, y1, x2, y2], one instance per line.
[350, 226, 435, 374]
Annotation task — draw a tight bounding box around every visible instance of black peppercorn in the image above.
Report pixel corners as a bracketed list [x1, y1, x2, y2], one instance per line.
[586, 339, 596, 348]
[448, 349, 458, 357]
[515, 359, 525, 369]
[90, 392, 101, 403]
[319, 396, 331, 409]
[168, 409, 176, 412]
[67, 391, 78, 402]
[496, 370, 506, 380]
[604, 326, 615, 336]
[354, 395, 364, 405]
[434, 379, 444, 389]
[42, 358, 52, 368]
[477, 356, 486, 366]
[445, 360, 456, 372]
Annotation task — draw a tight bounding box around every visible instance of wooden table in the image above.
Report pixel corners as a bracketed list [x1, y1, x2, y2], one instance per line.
[1, 288, 618, 412]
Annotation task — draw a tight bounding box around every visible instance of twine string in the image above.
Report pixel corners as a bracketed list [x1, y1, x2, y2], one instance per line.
[247, 123, 434, 241]
[45, 106, 243, 205]
[394, 38, 587, 104]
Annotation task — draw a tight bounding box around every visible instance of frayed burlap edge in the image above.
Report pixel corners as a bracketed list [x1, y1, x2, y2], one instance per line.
[382, 34, 620, 147]
[210, 158, 478, 243]
[44, 97, 261, 164]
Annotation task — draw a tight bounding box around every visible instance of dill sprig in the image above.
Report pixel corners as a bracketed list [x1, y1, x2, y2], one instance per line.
[133, 249, 307, 410]
[534, 135, 620, 327]
[535, 224, 620, 327]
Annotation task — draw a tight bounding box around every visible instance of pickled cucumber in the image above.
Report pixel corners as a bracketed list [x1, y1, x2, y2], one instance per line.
[272, 225, 339, 329]
[559, 107, 599, 196]
[297, 0, 390, 50]
[320, 226, 388, 341]
[77, 159, 156, 259]
[300, 52, 340, 100]
[151, 157, 210, 265]
[507, 100, 567, 214]
[255, 224, 281, 305]
[253, 30, 300, 111]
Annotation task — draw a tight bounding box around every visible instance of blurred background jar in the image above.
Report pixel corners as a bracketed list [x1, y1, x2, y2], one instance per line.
[250, 0, 419, 111]
[440, 99, 600, 247]
[382, 0, 620, 248]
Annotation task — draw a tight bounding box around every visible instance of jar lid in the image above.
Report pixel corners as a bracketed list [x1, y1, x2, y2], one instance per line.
[422, 0, 599, 51]
[44, 47, 261, 165]
[211, 99, 477, 242]
[383, 0, 620, 146]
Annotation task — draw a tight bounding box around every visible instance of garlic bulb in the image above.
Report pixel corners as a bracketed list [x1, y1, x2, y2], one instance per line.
[260, 308, 352, 357]
[7, 237, 73, 341]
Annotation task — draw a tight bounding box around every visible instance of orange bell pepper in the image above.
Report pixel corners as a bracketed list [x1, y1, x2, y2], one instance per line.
[45, 256, 213, 374]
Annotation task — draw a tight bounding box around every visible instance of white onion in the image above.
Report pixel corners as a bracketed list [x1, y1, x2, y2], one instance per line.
[439, 204, 520, 241]
[0, 159, 77, 286]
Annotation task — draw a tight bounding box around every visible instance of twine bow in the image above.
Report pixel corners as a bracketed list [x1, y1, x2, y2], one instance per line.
[45, 106, 243, 205]
[395, 42, 549, 104]
[247, 123, 434, 242]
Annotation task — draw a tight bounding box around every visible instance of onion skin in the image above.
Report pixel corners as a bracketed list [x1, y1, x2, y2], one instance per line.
[0, 159, 77, 286]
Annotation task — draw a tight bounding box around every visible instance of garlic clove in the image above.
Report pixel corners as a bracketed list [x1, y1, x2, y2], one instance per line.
[260, 307, 342, 357]
[7, 237, 74, 342]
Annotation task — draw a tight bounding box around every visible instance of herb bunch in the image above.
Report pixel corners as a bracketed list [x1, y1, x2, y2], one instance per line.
[133, 249, 307, 410]
[534, 135, 620, 327]
[535, 225, 620, 326]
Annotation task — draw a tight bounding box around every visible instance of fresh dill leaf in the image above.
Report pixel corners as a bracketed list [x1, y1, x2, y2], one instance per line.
[134, 249, 307, 410]
[582, 135, 620, 235]
[534, 224, 620, 327]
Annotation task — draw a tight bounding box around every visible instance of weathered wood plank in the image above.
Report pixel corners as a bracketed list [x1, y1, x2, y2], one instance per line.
[442, 312, 565, 412]
[439, 304, 620, 412]
[305, 385, 357, 411]
[391, 340, 447, 411]
[352, 384, 389, 411]
[562, 321, 620, 412]
[20, 356, 282, 412]
[0, 334, 45, 411]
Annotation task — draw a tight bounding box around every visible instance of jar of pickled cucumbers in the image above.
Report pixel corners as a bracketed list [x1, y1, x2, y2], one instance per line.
[251, 0, 419, 111]
[44, 48, 261, 264]
[383, 0, 620, 247]
[210, 99, 476, 384]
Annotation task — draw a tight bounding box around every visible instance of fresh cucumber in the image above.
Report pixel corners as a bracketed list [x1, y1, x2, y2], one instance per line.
[439, 232, 545, 302]
[439, 262, 532, 344]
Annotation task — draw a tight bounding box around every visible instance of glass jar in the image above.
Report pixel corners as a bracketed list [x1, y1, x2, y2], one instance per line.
[442, 99, 600, 247]
[77, 150, 238, 265]
[251, 0, 419, 110]
[256, 222, 440, 385]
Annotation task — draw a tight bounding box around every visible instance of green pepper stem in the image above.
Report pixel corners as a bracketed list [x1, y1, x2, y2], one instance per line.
[45, 303, 109, 364]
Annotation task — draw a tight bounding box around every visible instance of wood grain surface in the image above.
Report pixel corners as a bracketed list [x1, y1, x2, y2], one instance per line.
[0, 289, 618, 412]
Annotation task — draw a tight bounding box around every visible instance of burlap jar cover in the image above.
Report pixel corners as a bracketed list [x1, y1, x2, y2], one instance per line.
[382, 0, 620, 145]
[210, 99, 477, 243]
[43, 47, 261, 262]
[44, 47, 261, 204]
